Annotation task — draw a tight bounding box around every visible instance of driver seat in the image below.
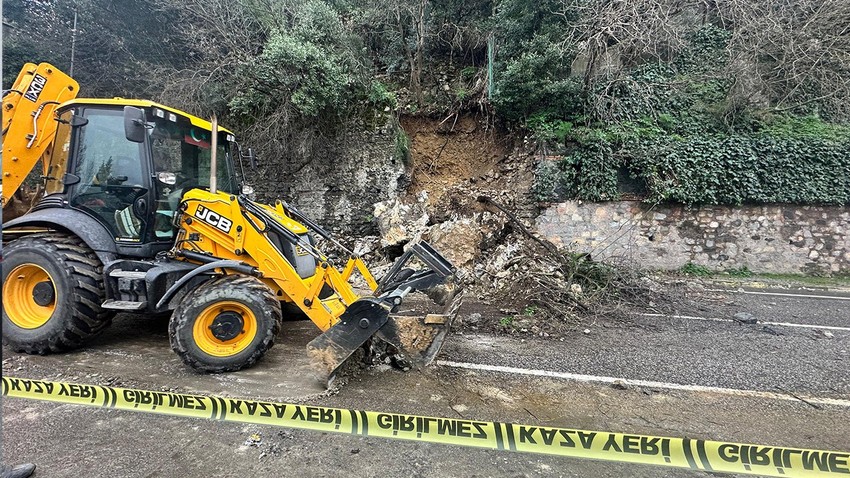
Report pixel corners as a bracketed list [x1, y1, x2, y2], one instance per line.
[115, 206, 141, 239]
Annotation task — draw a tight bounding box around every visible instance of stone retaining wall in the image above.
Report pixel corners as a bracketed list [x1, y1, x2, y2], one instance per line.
[248, 119, 404, 236]
[536, 201, 850, 274]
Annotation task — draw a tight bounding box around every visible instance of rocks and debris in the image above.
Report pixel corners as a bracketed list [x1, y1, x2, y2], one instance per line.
[258, 443, 282, 459]
[465, 313, 482, 326]
[244, 433, 262, 447]
[373, 192, 430, 247]
[733, 312, 758, 324]
[467, 196, 666, 330]
[352, 236, 381, 256]
[366, 132, 679, 335]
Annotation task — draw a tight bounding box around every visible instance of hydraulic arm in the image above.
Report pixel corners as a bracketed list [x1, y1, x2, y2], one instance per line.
[2, 63, 79, 214]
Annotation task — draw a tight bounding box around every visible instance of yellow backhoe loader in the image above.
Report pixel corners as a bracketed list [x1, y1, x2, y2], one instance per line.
[1, 62, 461, 386]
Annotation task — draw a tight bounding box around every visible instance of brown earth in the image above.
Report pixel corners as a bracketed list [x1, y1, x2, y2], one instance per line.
[400, 114, 517, 210]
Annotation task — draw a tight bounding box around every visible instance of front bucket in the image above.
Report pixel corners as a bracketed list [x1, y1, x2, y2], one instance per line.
[306, 298, 390, 387]
[376, 282, 464, 369]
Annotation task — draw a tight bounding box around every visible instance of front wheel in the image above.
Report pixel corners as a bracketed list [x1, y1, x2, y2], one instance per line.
[169, 274, 281, 373]
[2, 233, 113, 353]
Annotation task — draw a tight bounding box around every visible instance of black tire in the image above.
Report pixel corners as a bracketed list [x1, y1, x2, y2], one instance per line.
[2, 232, 113, 353]
[169, 274, 281, 373]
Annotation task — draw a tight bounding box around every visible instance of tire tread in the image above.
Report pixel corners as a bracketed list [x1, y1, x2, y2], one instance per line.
[2, 232, 112, 353]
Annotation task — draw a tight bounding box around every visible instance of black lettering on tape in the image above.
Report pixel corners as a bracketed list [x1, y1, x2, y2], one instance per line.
[683, 438, 699, 470]
[749, 446, 771, 467]
[772, 448, 785, 475]
[6, 376, 850, 478]
[394, 414, 416, 436]
[623, 435, 640, 454]
[803, 451, 829, 473]
[519, 426, 537, 445]
[437, 418, 457, 436]
[662, 438, 671, 463]
[603, 434, 623, 453]
[377, 413, 392, 429]
[719, 444, 739, 463]
[782, 449, 803, 469]
[376, 413, 487, 440]
[493, 422, 505, 450]
[292, 406, 340, 428]
[471, 422, 488, 440]
[349, 410, 360, 435]
[696, 440, 713, 471]
[803, 451, 850, 474]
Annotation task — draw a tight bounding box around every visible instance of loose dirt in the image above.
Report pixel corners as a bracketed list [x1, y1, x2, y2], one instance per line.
[400, 114, 514, 208]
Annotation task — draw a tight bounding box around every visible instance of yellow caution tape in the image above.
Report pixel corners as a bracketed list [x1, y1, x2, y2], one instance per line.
[3, 376, 848, 477]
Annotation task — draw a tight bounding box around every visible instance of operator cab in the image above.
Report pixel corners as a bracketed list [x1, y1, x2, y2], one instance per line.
[42, 99, 241, 256]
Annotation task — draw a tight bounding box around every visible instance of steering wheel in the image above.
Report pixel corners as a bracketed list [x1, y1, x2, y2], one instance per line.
[105, 184, 148, 203]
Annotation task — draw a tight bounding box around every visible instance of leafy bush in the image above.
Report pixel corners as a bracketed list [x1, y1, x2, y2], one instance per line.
[680, 262, 712, 277]
[228, 1, 365, 120]
[519, 20, 850, 206]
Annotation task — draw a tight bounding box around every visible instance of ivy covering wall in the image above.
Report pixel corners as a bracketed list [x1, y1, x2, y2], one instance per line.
[492, 6, 850, 206]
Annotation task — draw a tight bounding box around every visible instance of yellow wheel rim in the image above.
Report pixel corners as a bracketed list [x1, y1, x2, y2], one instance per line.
[3, 264, 57, 329]
[192, 301, 257, 357]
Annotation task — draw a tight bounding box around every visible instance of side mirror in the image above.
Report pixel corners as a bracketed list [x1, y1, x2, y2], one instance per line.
[247, 148, 257, 170]
[123, 106, 147, 143]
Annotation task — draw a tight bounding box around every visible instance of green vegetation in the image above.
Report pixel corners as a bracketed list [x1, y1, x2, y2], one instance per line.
[724, 266, 753, 278]
[6, 0, 848, 208]
[753, 273, 850, 288]
[522, 306, 537, 316]
[680, 262, 712, 277]
[394, 126, 411, 165]
[517, 22, 850, 205]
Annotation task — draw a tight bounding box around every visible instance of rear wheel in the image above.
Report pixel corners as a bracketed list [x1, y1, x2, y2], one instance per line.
[169, 274, 281, 373]
[2, 233, 113, 353]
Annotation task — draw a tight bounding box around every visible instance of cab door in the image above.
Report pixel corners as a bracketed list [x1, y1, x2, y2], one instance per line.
[67, 106, 150, 243]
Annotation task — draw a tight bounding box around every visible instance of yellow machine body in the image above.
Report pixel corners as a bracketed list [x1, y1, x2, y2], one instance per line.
[177, 188, 379, 331]
[2, 63, 79, 215]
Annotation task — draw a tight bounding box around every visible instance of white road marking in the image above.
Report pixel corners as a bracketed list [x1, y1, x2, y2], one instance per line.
[640, 313, 850, 332]
[706, 288, 850, 301]
[436, 360, 850, 408]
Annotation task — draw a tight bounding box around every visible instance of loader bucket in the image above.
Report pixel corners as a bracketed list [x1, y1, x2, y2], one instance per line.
[376, 282, 463, 370]
[306, 241, 461, 387]
[306, 298, 391, 386]
[306, 285, 462, 388]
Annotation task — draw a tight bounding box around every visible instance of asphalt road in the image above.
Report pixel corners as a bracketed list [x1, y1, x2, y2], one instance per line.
[2, 283, 848, 477]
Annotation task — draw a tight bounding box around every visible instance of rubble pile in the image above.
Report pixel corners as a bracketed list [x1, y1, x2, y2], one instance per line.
[372, 190, 664, 331]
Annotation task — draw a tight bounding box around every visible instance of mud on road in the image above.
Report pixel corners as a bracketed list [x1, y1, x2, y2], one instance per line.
[2, 282, 848, 477]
